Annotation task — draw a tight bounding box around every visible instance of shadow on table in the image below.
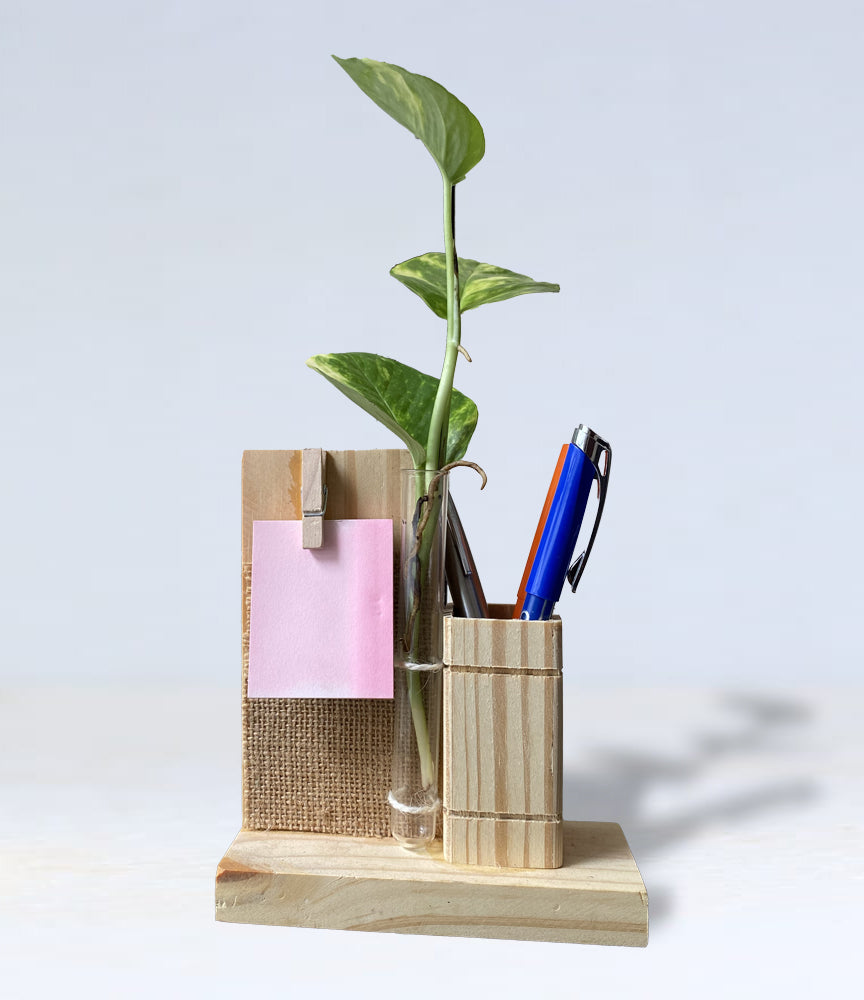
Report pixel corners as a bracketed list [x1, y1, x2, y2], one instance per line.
[562, 692, 819, 925]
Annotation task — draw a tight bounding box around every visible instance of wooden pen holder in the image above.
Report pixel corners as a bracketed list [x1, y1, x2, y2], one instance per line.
[443, 605, 564, 868]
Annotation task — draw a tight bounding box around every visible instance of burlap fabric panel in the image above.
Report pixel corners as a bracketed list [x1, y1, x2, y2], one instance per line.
[241, 449, 410, 836]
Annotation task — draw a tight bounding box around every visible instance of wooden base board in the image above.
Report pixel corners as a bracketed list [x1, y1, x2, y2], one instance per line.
[215, 820, 648, 947]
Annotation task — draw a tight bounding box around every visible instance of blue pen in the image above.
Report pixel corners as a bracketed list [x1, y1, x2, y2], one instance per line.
[514, 425, 612, 621]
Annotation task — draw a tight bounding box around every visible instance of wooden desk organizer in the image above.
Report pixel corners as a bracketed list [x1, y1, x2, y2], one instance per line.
[218, 450, 648, 946]
[443, 605, 563, 868]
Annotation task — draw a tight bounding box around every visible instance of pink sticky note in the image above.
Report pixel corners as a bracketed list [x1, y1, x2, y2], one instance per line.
[248, 519, 394, 699]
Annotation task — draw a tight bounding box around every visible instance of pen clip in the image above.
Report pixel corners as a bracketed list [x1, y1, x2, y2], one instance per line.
[566, 437, 611, 593]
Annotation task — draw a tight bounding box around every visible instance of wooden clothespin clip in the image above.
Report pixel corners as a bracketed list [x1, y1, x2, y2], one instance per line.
[301, 448, 328, 549]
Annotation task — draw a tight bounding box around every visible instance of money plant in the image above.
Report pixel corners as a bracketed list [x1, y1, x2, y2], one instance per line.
[308, 55, 559, 486]
[307, 57, 558, 804]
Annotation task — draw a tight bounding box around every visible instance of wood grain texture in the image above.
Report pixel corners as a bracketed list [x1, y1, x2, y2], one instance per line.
[444, 603, 562, 671]
[214, 822, 648, 947]
[444, 670, 561, 816]
[240, 448, 411, 836]
[443, 606, 563, 867]
[300, 447, 326, 549]
[444, 814, 562, 869]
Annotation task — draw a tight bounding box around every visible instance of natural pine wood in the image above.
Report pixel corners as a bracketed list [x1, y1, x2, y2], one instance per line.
[215, 822, 648, 947]
[443, 606, 563, 868]
[444, 603, 563, 671]
[444, 814, 562, 868]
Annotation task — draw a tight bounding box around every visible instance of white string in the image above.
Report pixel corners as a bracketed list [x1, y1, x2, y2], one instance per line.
[388, 791, 440, 815]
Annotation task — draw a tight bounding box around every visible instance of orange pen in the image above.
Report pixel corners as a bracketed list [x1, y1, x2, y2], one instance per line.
[513, 444, 569, 618]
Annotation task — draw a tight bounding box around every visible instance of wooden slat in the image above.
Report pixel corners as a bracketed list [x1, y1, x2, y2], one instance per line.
[444, 604, 562, 672]
[444, 814, 563, 869]
[444, 670, 561, 816]
[215, 822, 648, 947]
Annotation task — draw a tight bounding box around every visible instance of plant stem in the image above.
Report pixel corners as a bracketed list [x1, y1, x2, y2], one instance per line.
[425, 177, 460, 472]
[404, 177, 461, 802]
[403, 484, 443, 791]
[407, 667, 434, 787]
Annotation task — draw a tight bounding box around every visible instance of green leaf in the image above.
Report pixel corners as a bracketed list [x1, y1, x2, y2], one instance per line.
[306, 352, 477, 467]
[333, 56, 485, 185]
[390, 253, 560, 318]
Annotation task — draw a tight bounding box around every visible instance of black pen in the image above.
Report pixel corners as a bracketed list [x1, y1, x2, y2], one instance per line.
[445, 498, 489, 619]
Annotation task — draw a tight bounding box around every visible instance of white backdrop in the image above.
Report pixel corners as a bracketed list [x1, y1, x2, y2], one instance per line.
[2, 0, 862, 686]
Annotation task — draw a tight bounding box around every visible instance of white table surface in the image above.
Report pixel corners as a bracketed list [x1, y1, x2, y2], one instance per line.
[2, 684, 861, 999]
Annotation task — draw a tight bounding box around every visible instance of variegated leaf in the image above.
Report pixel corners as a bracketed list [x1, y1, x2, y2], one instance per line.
[306, 352, 478, 468]
[390, 253, 560, 318]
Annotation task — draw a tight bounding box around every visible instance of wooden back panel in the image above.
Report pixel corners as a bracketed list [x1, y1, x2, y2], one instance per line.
[240, 448, 410, 835]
